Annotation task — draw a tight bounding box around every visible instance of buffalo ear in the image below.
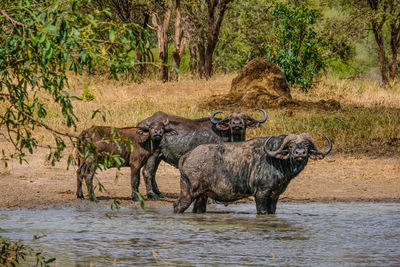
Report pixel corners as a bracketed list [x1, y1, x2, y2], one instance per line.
[247, 120, 260, 128]
[166, 129, 177, 135]
[215, 122, 230, 131]
[310, 151, 324, 160]
[137, 129, 149, 136]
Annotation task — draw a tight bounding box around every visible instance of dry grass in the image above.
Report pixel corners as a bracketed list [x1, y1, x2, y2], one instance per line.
[7, 73, 400, 156]
[296, 76, 400, 109]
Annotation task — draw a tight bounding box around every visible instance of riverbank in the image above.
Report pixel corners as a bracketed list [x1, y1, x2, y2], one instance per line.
[0, 147, 399, 210]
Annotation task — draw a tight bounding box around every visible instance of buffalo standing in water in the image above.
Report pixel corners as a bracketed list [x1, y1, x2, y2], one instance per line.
[174, 133, 332, 214]
[136, 109, 268, 199]
[76, 120, 176, 202]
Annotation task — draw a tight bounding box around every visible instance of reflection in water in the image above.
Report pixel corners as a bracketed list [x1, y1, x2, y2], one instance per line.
[0, 202, 399, 266]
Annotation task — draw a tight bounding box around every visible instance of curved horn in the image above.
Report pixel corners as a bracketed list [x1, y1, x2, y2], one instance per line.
[302, 134, 332, 157]
[246, 108, 268, 124]
[263, 134, 296, 158]
[255, 108, 268, 123]
[210, 111, 223, 124]
[163, 118, 169, 126]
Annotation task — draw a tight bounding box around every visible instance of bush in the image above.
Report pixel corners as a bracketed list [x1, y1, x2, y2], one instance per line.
[266, 3, 324, 91]
[0, 235, 55, 266]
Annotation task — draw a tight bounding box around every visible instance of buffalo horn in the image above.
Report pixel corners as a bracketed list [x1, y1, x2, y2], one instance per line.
[255, 108, 268, 123]
[210, 111, 223, 124]
[263, 134, 297, 158]
[163, 118, 169, 126]
[302, 134, 332, 157]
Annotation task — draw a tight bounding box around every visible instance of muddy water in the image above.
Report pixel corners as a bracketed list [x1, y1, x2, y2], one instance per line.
[0, 202, 399, 266]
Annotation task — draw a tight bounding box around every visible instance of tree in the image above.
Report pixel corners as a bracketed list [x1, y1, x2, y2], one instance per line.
[343, 0, 400, 85]
[184, 0, 233, 79]
[265, 3, 324, 90]
[214, 0, 275, 72]
[0, 0, 148, 166]
[150, 0, 172, 82]
[368, 0, 400, 84]
[170, 0, 186, 80]
[88, 0, 154, 75]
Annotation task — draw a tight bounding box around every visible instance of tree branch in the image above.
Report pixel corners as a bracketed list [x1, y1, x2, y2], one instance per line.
[0, 9, 25, 38]
[5, 96, 79, 140]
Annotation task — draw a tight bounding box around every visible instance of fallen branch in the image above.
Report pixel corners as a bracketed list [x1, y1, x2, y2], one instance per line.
[0, 9, 25, 38]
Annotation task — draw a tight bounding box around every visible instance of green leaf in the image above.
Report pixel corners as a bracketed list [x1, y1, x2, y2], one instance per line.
[45, 258, 57, 264]
[109, 29, 116, 43]
[91, 109, 100, 119]
[135, 192, 146, 210]
[43, 25, 57, 34]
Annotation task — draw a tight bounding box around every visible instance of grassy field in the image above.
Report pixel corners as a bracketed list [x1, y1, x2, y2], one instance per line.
[12, 73, 400, 157]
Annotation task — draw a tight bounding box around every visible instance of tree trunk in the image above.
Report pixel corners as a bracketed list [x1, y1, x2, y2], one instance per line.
[378, 41, 389, 85]
[171, 0, 186, 81]
[188, 41, 198, 74]
[135, 13, 150, 75]
[368, 0, 389, 85]
[151, 1, 172, 82]
[201, 0, 231, 79]
[370, 18, 389, 84]
[182, 8, 199, 75]
[198, 41, 206, 79]
[390, 18, 400, 79]
[390, 44, 398, 79]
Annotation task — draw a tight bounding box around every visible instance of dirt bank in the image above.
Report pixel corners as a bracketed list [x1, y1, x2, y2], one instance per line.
[0, 147, 399, 210]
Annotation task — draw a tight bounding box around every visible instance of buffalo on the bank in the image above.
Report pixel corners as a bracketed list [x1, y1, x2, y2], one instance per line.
[136, 109, 268, 199]
[174, 133, 332, 214]
[76, 120, 176, 202]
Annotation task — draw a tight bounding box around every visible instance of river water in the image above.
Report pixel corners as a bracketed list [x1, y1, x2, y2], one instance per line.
[0, 202, 399, 266]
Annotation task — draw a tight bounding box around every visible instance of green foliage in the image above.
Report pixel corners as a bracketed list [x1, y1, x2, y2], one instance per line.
[0, 0, 148, 165]
[215, 0, 275, 72]
[82, 83, 95, 101]
[1, 235, 55, 267]
[266, 3, 324, 90]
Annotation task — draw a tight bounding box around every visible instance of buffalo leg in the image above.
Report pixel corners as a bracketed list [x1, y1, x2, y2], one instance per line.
[192, 194, 208, 213]
[174, 178, 195, 213]
[142, 153, 162, 200]
[255, 190, 273, 215]
[267, 197, 279, 214]
[150, 159, 163, 197]
[76, 162, 85, 199]
[150, 157, 164, 198]
[84, 165, 98, 202]
[130, 166, 141, 201]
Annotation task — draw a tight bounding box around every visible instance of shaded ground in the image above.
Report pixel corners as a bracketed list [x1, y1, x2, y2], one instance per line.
[0, 147, 399, 210]
[200, 93, 342, 111]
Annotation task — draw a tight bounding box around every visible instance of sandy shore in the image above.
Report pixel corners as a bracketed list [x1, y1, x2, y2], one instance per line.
[0, 147, 399, 209]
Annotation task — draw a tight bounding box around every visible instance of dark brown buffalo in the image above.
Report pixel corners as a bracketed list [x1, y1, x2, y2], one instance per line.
[174, 133, 332, 214]
[76, 120, 176, 202]
[136, 109, 268, 199]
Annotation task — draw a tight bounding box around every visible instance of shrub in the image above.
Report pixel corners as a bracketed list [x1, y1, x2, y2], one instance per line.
[266, 3, 324, 91]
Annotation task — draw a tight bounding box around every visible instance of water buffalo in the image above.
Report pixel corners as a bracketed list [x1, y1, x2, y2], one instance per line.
[76, 120, 176, 202]
[136, 109, 268, 199]
[174, 133, 332, 214]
